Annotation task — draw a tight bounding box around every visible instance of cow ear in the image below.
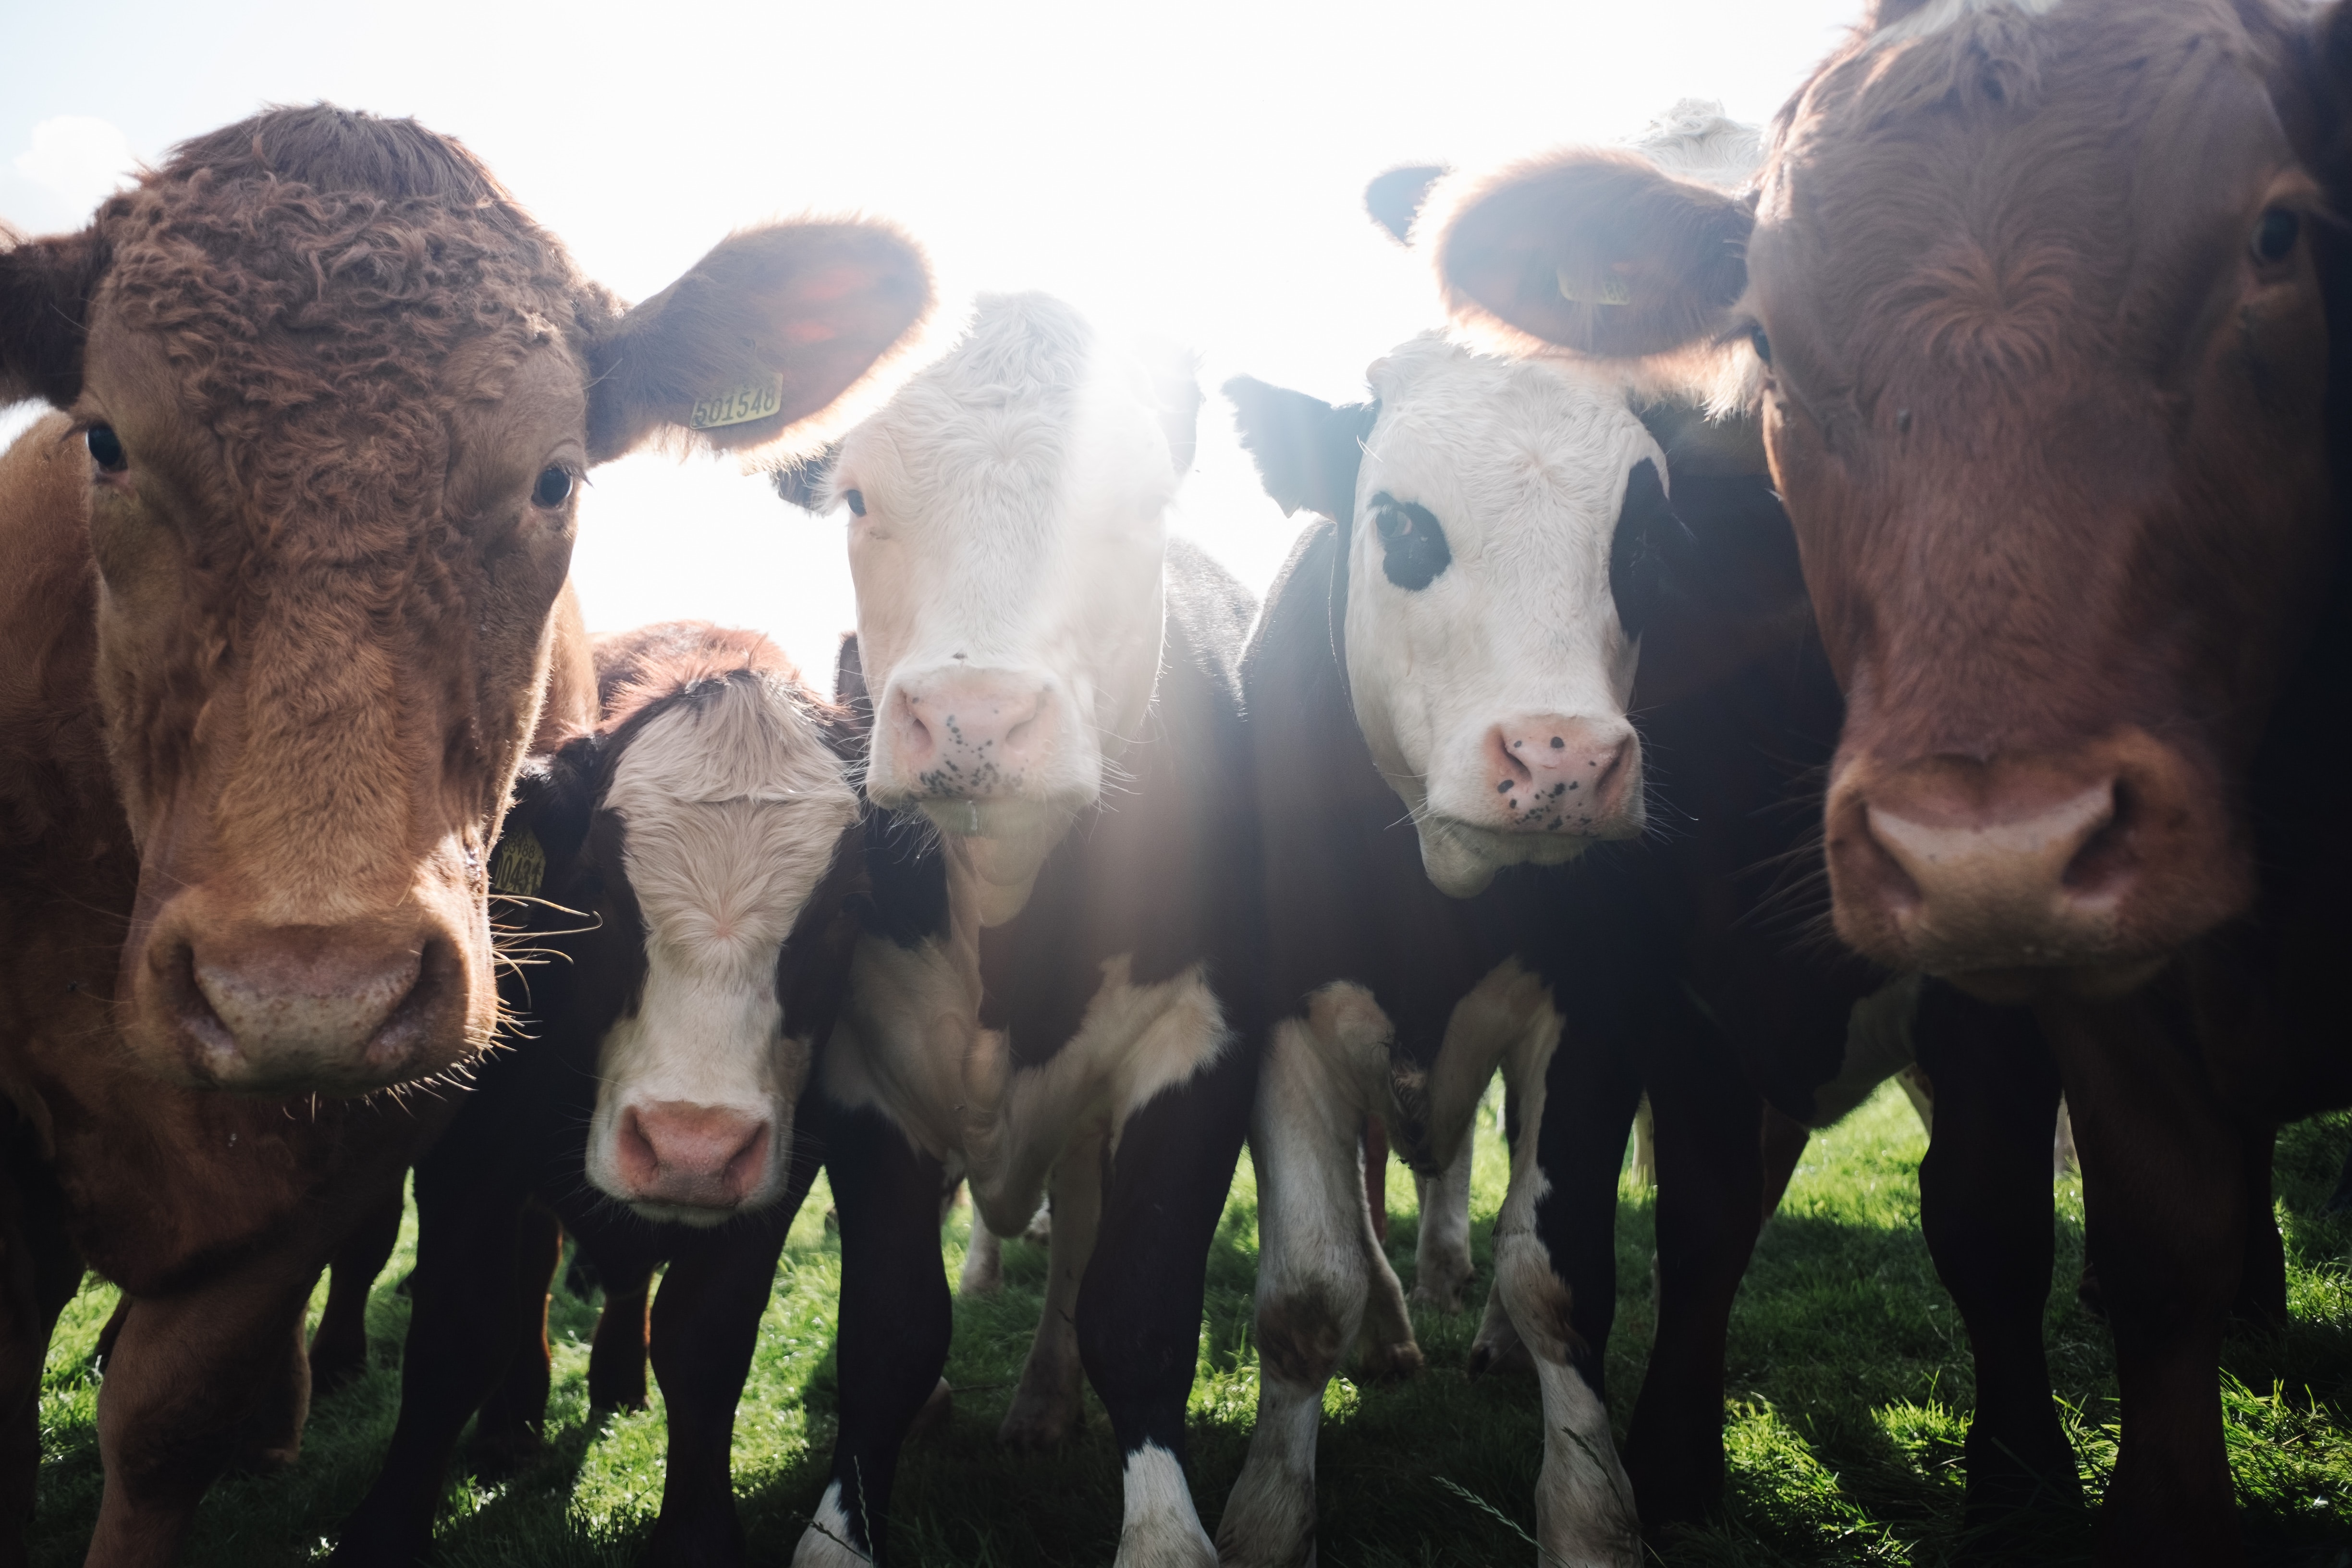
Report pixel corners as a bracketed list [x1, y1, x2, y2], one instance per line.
[584, 220, 933, 464]
[1224, 375, 1376, 522]
[1364, 165, 1448, 246]
[833, 632, 872, 723]
[1434, 149, 1753, 357]
[772, 441, 843, 512]
[1610, 457, 1703, 645]
[1135, 342, 1204, 479]
[0, 226, 108, 407]
[497, 734, 600, 899]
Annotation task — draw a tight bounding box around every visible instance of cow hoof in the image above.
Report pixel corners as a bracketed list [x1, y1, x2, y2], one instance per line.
[1116, 1517, 1219, 1568]
[909, 1377, 954, 1442]
[1409, 1253, 1475, 1314]
[998, 1391, 1081, 1450]
[1353, 1336, 1425, 1382]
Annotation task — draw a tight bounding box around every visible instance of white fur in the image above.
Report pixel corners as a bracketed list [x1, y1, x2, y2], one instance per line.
[1410, 1140, 1477, 1311]
[1347, 337, 1659, 897]
[1220, 965, 1566, 1565]
[1117, 1442, 1217, 1568]
[582, 675, 858, 1223]
[834, 294, 1179, 894]
[1488, 1014, 1642, 1568]
[1872, 0, 2062, 44]
[791, 1481, 869, 1567]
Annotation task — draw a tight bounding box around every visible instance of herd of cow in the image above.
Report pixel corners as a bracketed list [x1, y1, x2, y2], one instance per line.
[2, 0, 2350, 1565]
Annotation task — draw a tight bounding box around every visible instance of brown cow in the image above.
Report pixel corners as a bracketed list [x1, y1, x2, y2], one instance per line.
[1424, 2, 2352, 1564]
[0, 105, 929, 1563]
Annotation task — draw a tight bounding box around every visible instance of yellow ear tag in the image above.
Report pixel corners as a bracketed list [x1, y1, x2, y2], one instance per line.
[1557, 268, 1632, 306]
[492, 831, 547, 898]
[689, 373, 788, 431]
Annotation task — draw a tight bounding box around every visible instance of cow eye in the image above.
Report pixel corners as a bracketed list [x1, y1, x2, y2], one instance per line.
[531, 466, 574, 509]
[1368, 493, 1451, 591]
[1749, 328, 1773, 366]
[843, 488, 867, 517]
[86, 424, 127, 474]
[2252, 208, 2300, 265]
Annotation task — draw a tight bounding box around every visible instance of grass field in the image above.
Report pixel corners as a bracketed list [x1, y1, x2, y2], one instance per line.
[26, 1084, 2352, 1566]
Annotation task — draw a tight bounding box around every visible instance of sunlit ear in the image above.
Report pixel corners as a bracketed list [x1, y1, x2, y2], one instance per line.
[0, 225, 109, 407]
[1364, 165, 1448, 247]
[1224, 375, 1376, 522]
[1433, 150, 1752, 357]
[585, 220, 933, 463]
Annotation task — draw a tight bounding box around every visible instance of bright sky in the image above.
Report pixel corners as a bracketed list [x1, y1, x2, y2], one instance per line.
[3, 0, 1853, 679]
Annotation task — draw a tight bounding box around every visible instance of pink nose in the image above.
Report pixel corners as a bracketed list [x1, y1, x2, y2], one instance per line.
[887, 669, 1057, 794]
[1485, 715, 1640, 832]
[167, 920, 450, 1092]
[611, 1102, 772, 1211]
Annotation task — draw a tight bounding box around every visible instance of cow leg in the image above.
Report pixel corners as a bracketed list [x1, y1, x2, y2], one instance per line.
[2040, 992, 2246, 1568]
[1501, 1025, 1642, 1568]
[468, 1201, 564, 1478]
[1408, 1136, 1476, 1313]
[1362, 1115, 1389, 1244]
[1000, 1126, 1105, 1449]
[1217, 1019, 1386, 1567]
[2232, 1128, 2286, 1330]
[1623, 1010, 1765, 1529]
[1080, 1037, 1251, 1568]
[307, 1187, 403, 1396]
[85, 1256, 317, 1566]
[587, 1257, 655, 1414]
[958, 1201, 1006, 1296]
[1758, 1104, 1810, 1222]
[642, 1094, 822, 1566]
[794, 1105, 950, 1568]
[1911, 982, 2080, 1543]
[0, 1152, 77, 1568]
[330, 1164, 533, 1567]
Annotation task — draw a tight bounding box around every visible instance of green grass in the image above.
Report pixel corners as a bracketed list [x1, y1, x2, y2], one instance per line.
[27, 1084, 2352, 1565]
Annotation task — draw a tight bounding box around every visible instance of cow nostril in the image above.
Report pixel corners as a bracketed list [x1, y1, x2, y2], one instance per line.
[1853, 806, 1926, 911]
[724, 1123, 773, 1198]
[615, 1108, 660, 1187]
[1488, 729, 1535, 791]
[2061, 780, 2132, 897]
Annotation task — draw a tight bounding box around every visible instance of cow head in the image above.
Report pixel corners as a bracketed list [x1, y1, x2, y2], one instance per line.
[1227, 337, 1689, 898]
[815, 293, 1199, 906]
[504, 627, 865, 1224]
[1431, 9, 2346, 999]
[0, 105, 930, 1093]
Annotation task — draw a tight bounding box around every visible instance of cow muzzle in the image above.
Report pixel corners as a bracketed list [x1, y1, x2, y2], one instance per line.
[1824, 730, 2248, 999]
[598, 1099, 779, 1224]
[134, 901, 474, 1095]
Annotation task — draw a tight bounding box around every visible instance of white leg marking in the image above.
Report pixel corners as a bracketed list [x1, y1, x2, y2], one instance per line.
[958, 1201, 1005, 1296]
[1119, 1441, 1217, 1568]
[1001, 1125, 1104, 1448]
[1492, 1022, 1641, 1568]
[1409, 1136, 1477, 1312]
[791, 1481, 871, 1567]
[1218, 1017, 1378, 1568]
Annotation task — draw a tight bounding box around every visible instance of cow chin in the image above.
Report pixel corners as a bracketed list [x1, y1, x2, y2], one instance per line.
[1415, 816, 1601, 900]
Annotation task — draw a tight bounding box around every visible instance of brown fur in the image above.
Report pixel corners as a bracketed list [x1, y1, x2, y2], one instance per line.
[0, 104, 929, 1561]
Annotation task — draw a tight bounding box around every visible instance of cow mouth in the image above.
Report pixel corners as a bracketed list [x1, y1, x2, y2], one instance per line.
[1414, 813, 1615, 899]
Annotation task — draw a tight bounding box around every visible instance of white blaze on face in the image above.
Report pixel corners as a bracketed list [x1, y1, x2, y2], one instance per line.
[583, 674, 858, 1225]
[1345, 337, 1663, 897]
[835, 294, 1178, 873]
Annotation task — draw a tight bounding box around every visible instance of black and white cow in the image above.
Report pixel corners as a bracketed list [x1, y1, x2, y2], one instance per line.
[785, 293, 1260, 1568]
[1214, 109, 1903, 1568]
[334, 623, 867, 1568]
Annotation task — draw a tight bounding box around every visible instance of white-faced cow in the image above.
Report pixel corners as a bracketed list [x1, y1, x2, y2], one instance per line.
[331, 623, 867, 1567]
[0, 105, 928, 1561]
[780, 293, 1258, 1568]
[1429, 5, 2352, 1563]
[1218, 104, 1937, 1568]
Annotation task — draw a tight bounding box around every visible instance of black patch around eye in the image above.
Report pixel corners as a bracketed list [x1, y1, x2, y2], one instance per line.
[843, 488, 867, 517]
[2253, 208, 2300, 265]
[1609, 458, 1690, 643]
[86, 425, 126, 473]
[1369, 491, 1450, 590]
[531, 466, 574, 508]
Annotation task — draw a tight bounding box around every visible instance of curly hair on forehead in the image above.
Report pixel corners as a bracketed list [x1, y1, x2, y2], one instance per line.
[86, 104, 622, 563]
